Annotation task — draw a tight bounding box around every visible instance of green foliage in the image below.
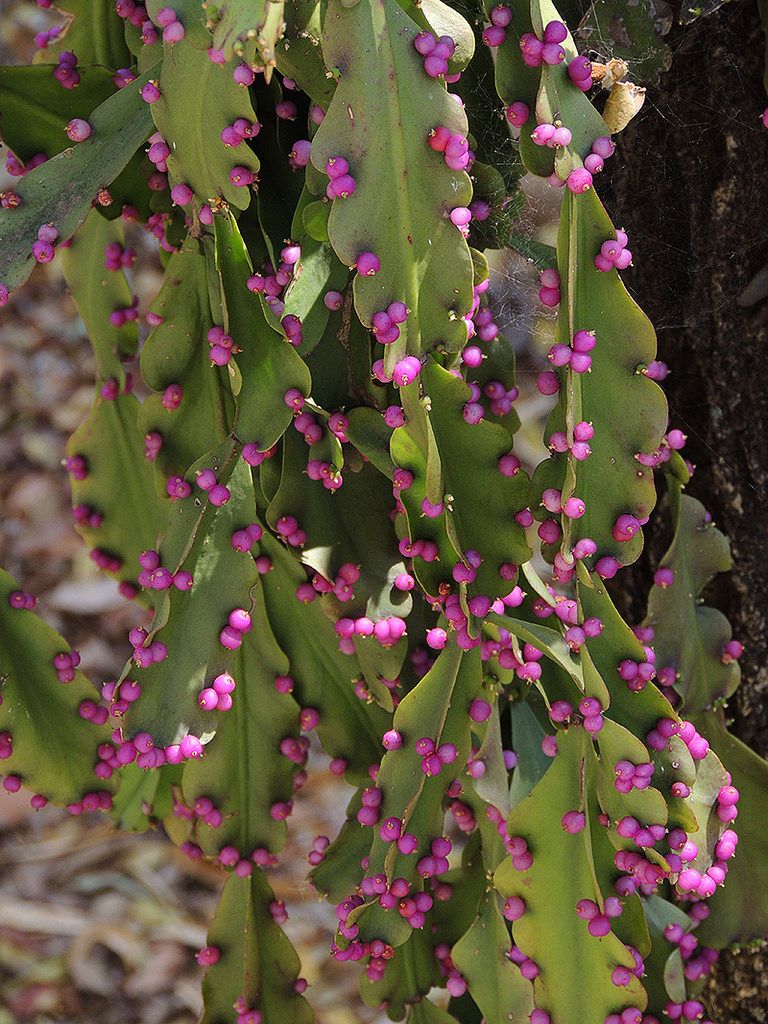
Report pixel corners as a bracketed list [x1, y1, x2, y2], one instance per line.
[0, 65, 115, 161]
[452, 892, 534, 1023]
[0, 0, 761, 1021]
[596, 718, 668, 834]
[67, 394, 167, 587]
[201, 872, 313, 1024]
[310, 788, 371, 901]
[0, 570, 115, 807]
[362, 931, 443, 1018]
[123, 451, 258, 745]
[259, 531, 391, 778]
[39, 0, 133, 69]
[645, 476, 768, 946]
[138, 237, 235, 477]
[180, 580, 303, 856]
[150, 41, 260, 208]
[407, 1000, 462, 1024]
[419, 358, 531, 596]
[209, 0, 287, 65]
[642, 895, 693, 1015]
[694, 718, 768, 946]
[646, 480, 740, 712]
[62, 211, 167, 584]
[578, 567, 676, 736]
[0, 72, 154, 291]
[268, 429, 409, 623]
[60, 211, 138, 380]
[275, 0, 333, 104]
[531, 0, 609, 160]
[532, 188, 667, 567]
[310, 0, 475, 363]
[495, 729, 647, 1022]
[358, 647, 481, 905]
[214, 213, 312, 448]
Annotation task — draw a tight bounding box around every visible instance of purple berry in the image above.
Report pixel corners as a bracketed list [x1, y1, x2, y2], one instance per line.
[140, 80, 161, 103]
[469, 699, 491, 723]
[65, 118, 92, 142]
[356, 251, 380, 276]
[505, 102, 529, 128]
[566, 167, 593, 194]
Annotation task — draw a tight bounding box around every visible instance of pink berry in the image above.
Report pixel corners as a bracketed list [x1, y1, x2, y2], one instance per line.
[505, 102, 529, 128]
[566, 168, 593, 194]
[65, 118, 92, 142]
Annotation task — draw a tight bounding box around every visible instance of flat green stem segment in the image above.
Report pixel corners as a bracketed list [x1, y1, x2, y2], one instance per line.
[259, 530, 391, 779]
[488, 0, 551, 176]
[595, 718, 668, 832]
[67, 393, 168, 587]
[123, 456, 258, 746]
[350, 647, 482, 945]
[641, 894, 693, 1014]
[691, 715, 768, 947]
[60, 211, 138, 382]
[310, 788, 371, 901]
[267, 428, 410, 620]
[201, 872, 313, 1024]
[145, 0, 211, 47]
[0, 65, 116, 161]
[214, 213, 311, 450]
[61, 209, 167, 585]
[577, 566, 676, 737]
[452, 891, 534, 1023]
[416, 0, 475, 70]
[40, 0, 133, 70]
[407, 999, 462, 1023]
[182, 577, 302, 857]
[210, 0, 286, 65]
[531, 0, 608, 163]
[361, 929, 441, 1018]
[311, 0, 474, 360]
[283, 187, 351, 357]
[685, 746, 729, 873]
[0, 72, 154, 292]
[275, 0, 335, 105]
[533, 188, 667, 566]
[493, 613, 582, 682]
[494, 728, 647, 1023]
[420, 358, 531, 598]
[138, 237, 234, 477]
[151, 40, 260, 208]
[645, 481, 740, 713]
[390, 389, 457, 597]
[111, 761, 179, 832]
[0, 570, 115, 806]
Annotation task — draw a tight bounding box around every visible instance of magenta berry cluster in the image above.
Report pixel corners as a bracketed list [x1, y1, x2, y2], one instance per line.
[520, 21, 568, 67]
[413, 32, 456, 78]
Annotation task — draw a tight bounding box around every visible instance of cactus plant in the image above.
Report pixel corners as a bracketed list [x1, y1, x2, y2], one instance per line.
[0, 1, 766, 1022]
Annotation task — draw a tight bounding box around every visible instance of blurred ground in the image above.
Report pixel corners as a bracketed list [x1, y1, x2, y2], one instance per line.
[0, 4, 556, 1022]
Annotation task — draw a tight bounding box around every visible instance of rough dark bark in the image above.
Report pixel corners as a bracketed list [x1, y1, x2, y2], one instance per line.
[603, 2, 768, 1019]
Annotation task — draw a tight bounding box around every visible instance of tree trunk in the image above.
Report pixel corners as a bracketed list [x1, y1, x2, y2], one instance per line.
[604, 1, 768, 1017]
